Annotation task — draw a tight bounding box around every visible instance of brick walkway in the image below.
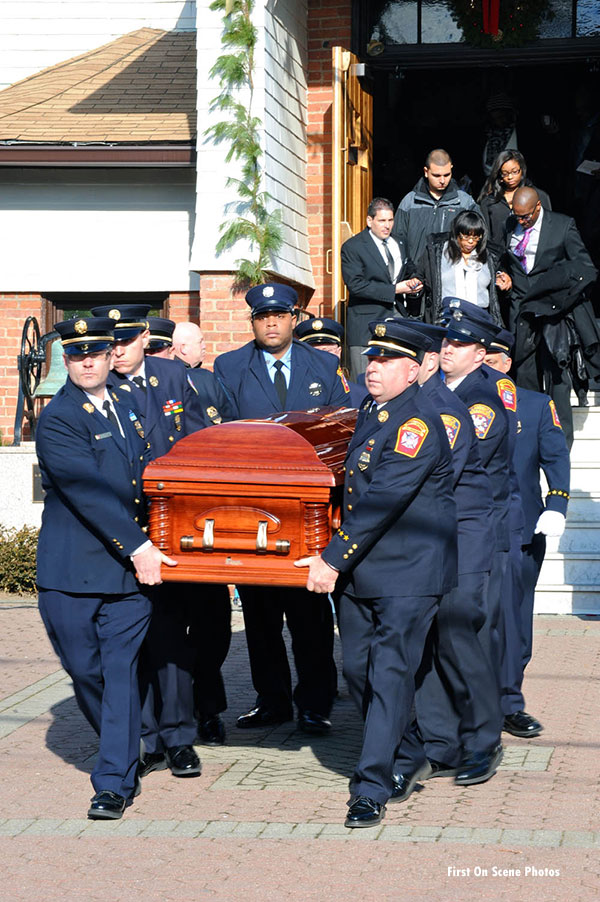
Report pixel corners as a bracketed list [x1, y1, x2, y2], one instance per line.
[1, 596, 599, 901]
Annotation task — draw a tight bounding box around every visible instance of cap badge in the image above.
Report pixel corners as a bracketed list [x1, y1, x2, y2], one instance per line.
[377, 410, 389, 423]
[374, 324, 386, 338]
[74, 320, 88, 335]
[263, 286, 274, 297]
[149, 376, 159, 387]
[453, 311, 463, 321]
[449, 299, 461, 309]
[108, 309, 121, 321]
[312, 319, 323, 331]
[80, 344, 89, 352]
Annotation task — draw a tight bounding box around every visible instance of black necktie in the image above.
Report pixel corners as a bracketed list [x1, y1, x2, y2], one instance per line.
[382, 238, 395, 282]
[102, 400, 121, 433]
[273, 360, 287, 408]
[132, 375, 146, 393]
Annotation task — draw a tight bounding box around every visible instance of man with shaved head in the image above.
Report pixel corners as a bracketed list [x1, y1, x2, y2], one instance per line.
[392, 148, 480, 263]
[502, 185, 599, 444]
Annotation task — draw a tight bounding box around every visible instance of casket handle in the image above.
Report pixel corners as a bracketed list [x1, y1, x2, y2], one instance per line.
[256, 520, 268, 553]
[202, 518, 215, 550]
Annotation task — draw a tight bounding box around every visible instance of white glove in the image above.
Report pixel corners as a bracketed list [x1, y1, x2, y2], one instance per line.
[534, 510, 566, 537]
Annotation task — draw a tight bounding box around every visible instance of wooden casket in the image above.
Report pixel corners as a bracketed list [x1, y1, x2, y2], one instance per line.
[143, 406, 358, 587]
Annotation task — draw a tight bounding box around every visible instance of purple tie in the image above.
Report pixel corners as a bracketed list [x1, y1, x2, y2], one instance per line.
[514, 228, 533, 272]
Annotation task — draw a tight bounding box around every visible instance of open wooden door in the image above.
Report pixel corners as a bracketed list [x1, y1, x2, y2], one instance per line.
[331, 47, 373, 328]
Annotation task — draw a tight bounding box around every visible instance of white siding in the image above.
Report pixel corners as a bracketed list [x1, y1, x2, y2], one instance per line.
[0, 169, 198, 292]
[0, 0, 195, 90]
[191, 0, 313, 289]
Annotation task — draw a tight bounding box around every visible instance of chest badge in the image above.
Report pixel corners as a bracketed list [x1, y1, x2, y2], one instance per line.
[377, 409, 389, 423]
[309, 381, 323, 397]
[149, 375, 159, 388]
[357, 450, 371, 471]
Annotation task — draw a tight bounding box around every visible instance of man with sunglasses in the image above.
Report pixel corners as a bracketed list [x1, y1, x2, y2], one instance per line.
[502, 186, 598, 445]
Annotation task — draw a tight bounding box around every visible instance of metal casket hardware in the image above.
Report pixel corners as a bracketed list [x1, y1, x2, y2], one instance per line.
[256, 520, 268, 553]
[202, 518, 215, 550]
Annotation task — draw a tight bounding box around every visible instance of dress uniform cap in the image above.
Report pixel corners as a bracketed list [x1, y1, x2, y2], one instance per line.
[146, 316, 175, 351]
[394, 319, 447, 353]
[246, 282, 298, 316]
[440, 297, 502, 349]
[91, 304, 152, 340]
[55, 317, 115, 355]
[363, 319, 432, 363]
[294, 316, 344, 346]
[487, 327, 515, 355]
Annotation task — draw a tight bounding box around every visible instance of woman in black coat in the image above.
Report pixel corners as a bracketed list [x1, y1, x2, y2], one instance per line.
[478, 150, 552, 254]
[415, 210, 510, 325]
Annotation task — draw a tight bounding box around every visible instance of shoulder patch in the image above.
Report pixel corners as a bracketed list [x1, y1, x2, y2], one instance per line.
[337, 366, 350, 394]
[549, 400, 562, 429]
[469, 403, 496, 439]
[441, 413, 461, 449]
[394, 417, 429, 458]
[497, 378, 517, 412]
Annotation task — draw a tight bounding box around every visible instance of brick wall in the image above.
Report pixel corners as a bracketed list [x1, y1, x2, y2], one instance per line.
[306, 0, 352, 317]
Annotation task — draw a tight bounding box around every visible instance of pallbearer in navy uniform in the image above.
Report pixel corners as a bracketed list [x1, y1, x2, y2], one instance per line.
[214, 283, 348, 734]
[390, 320, 503, 799]
[294, 316, 368, 408]
[484, 331, 570, 738]
[92, 304, 213, 780]
[439, 300, 511, 688]
[296, 320, 457, 828]
[36, 317, 176, 820]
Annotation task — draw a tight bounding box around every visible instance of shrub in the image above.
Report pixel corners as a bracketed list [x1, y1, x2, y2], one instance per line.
[0, 525, 38, 595]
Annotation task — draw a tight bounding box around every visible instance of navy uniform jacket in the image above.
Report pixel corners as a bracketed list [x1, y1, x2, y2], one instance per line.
[185, 365, 236, 424]
[514, 387, 570, 544]
[420, 376, 496, 575]
[36, 377, 149, 595]
[321, 383, 457, 598]
[482, 364, 525, 534]
[109, 356, 210, 460]
[213, 339, 349, 418]
[452, 368, 511, 552]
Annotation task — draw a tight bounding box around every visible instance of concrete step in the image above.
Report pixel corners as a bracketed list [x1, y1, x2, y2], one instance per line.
[538, 551, 600, 586]
[569, 439, 600, 462]
[569, 461, 600, 492]
[562, 492, 600, 520]
[555, 522, 600, 553]
[533, 583, 600, 615]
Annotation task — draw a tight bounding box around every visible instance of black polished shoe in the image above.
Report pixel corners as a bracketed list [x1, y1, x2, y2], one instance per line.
[197, 715, 226, 745]
[455, 743, 503, 786]
[87, 790, 127, 820]
[236, 705, 293, 729]
[139, 751, 167, 779]
[344, 796, 385, 829]
[503, 711, 543, 738]
[389, 760, 432, 803]
[427, 758, 459, 779]
[297, 710, 332, 735]
[165, 744, 202, 777]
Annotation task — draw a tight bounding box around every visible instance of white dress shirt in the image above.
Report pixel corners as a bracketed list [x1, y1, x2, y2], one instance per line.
[369, 231, 403, 282]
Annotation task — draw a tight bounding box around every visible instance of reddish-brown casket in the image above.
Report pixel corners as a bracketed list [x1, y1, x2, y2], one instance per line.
[143, 407, 357, 586]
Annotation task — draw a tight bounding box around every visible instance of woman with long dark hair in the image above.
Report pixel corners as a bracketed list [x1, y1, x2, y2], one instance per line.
[478, 150, 552, 253]
[415, 210, 510, 324]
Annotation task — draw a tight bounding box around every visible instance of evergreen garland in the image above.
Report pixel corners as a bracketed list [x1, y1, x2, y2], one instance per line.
[449, 0, 554, 48]
[205, 0, 282, 289]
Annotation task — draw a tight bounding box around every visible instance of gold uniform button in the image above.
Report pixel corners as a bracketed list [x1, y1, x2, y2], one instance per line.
[349, 470, 354, 476]
[134, 516, 139, 522]
[132, 479, 136, 486]
[352, 544, 358, 549]
[348, 549, 354, 554]
[347, 504, 353, 511]
[343, 554, 349, 560]
[134, 498, 140, 504]
[348, 487, 353, 493]
[140, 455, 144, 461]
[168, 436, 174, 443]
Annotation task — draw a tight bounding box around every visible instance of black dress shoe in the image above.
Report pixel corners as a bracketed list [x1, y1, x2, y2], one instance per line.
[389, 760, 432, 803]
[197, 715, 226, 745]
[297, 710, 332, 735]
[165, 744, 202, 777]
[139, 751, 167, 779]
[344, 796, 385, 829]
[427, 758, 459, 779]
[88, 790, 127, 820]
[503, 711, 543, 738]
[236, 706, 293, 729]
[455, 743, 503, 786]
